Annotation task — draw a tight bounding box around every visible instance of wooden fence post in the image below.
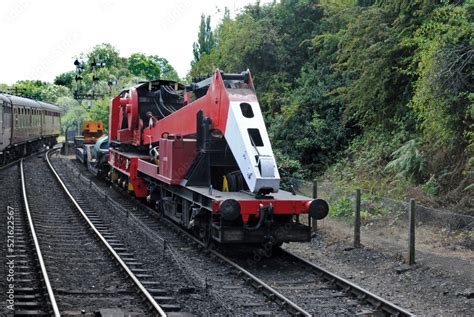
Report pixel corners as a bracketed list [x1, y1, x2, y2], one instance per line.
[406, 199, 416, 265]
[354, 189, 361, 248]
[312, 180, 317, 231]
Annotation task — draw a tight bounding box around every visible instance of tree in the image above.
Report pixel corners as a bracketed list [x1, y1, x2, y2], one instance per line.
[403, 3, 473, 148]
[39, 84, 70, 104]
[192, 15, 215, 65]
[54, 71, 76, 89]
[127, 54, 179, 81]
[155, 57, 180, 81]
[85, 43, 126, 70]
[88, 97, 110, 131]
[11, 80, 49, 100]
[128, 53, 161, 80]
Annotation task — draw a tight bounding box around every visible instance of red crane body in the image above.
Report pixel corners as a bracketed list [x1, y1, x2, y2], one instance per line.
[107, 70, 328, 245]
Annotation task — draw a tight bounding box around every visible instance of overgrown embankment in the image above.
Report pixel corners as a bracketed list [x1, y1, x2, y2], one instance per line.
[190, 0, 473, 213]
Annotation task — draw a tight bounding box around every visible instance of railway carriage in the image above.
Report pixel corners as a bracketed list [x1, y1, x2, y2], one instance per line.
[0, 93, 60, 164]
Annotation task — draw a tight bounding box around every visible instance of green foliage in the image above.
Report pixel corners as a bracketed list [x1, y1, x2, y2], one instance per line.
[39, 84, 70, 104]
[85, 43, 127, 70]
[360, 193, 390, 219]
[157, 57, 180, 81]
[330, 197, 352, 218]
[385, 139, 425, 182]
[422, 175, 440, 196]
[54, 71, 75, 89]
[192, 15, 216, 65]
[55, 96, 79, 114]
[127, 54, 179, 81]
[0, 83, 9, 92]
[335, 5, 406, 129]
[330, 194, 389, 220]
[187, 0, 471, 208]
[87, 97, 110, 131]
[274, 149, 307, 180]
[128, 53, 161, 80]
[403, 4, 473, 148]
[11, 80, 49, 100]
[61, 103, 87, 131]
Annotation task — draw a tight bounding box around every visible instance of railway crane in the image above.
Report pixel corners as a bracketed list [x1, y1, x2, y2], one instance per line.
[107, 70, 328, 247]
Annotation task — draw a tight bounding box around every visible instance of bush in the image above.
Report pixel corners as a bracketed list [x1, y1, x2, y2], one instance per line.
[330, 197, 352, 218]
[422, 175, 440, 196]
[385, 139, 425, 182]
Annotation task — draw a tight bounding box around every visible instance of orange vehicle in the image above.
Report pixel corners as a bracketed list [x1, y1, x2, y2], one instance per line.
[75, 120, 105, 164]
[81, 120, 104, 144]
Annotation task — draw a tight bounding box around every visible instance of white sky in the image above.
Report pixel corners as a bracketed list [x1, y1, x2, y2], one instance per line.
[0, 0, 268, 85]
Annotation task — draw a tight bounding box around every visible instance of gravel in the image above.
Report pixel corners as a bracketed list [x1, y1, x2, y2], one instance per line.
[0, 164, 21, 315]
[219, 245, 383, 316]
[21, 155, 150, 315]
[54, 154, 473, 315]
[285, 229, 474, 315]
[59, 156, 299, 315]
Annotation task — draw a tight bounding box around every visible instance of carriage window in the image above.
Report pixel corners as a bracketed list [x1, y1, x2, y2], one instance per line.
[3, 103, 10, 113]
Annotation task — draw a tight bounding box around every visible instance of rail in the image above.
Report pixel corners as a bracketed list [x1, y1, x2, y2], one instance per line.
[20, 159, 60, 316]
[279, 248, 414, 317]
[46, 149, 167, 317]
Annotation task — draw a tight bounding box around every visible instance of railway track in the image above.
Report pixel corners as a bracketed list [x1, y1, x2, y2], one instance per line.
[17, 150, 169, 316]
[20, 158, 60, 316]
[0, 159, 53, 316]
[165, 218, 413, 316]
[223, 246, 414, 316]
[57, 154, 414, 316]
[280, 249, 413, 316]
[53, 153, 284, 315]
[0, 147, 46, 172]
